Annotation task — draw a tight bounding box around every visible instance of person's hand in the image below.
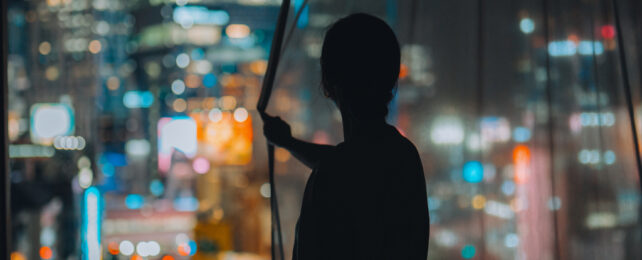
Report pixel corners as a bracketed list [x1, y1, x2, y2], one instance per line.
[260, 111, 294, 148]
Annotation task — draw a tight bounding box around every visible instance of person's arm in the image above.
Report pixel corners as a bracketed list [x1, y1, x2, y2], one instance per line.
[260, 112, 335, 169]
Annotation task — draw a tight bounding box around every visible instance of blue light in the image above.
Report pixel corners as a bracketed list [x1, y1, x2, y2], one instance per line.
[548, 40, 577, 57]
[101, 163, 115, 177]
[578, 41, 604, 55]
[501, 181, 516, 195]
[463, 161, 484, 183]
[191, 48, 205, 60]
[513, 127, 531, 142]
[173, 196, 199, 212]
[123, 91, 154, 108]
[101, 152, 127, 166]
[461, 244, 476, 259]
[519, 18, 535, 34]
[82, 187, 102, 260]
[140, 91, 154, 107]
[150, 179, 164, 196]
[202, 74, 217, 88]
[125, 194, 145, 209]
[173, 6, 230, 26]
[294, 0, 309, 28]
[188, 240, 198, 256]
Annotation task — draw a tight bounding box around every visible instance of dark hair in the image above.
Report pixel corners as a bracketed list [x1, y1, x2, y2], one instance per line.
[321, 13, 400, 119]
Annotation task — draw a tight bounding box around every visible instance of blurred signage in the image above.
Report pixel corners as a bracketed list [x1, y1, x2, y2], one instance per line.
[197, 109, 253, 165]
[82, 187, 102, 260]
[30, 103, 75, 145]
[173, 6, 230, 26]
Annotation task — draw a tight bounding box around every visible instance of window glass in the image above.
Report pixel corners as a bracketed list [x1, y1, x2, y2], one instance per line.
[6, 0, 642, 259]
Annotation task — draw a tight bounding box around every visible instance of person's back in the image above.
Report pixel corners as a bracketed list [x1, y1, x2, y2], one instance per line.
[294, 124, 428, 259]
[261, 12, 430, 259]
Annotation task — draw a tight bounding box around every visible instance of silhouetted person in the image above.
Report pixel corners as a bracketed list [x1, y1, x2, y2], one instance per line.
[262, 13, 429, 259]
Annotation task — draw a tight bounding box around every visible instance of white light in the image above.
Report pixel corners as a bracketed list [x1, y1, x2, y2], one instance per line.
[119, 240, 135, 256]
[53, 136, 86, 150]
[148, 241, 161, 256]
[519, 18, 535, 34]
[126, 139, 151, 157]
[578, 149, 591, 164]
[208, 108, 223, 122]
[159, 117, 198, 157]
[430, 116, 464, 145]
[233, 107, 249, 122]
[30, 103, 74, 145]
[260, 183, 271, 198]
[586, 212, 617, 229]
[484, 200, 514, 219]
[171, 79, 186, 95]
[78, 168, 93, 189]
[175, 233, 190, 245]
[604, 150, 616, 165]
[176, 53, 190, 68]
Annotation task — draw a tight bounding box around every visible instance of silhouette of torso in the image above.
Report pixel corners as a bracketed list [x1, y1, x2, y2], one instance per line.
[293, 124, 429, 260]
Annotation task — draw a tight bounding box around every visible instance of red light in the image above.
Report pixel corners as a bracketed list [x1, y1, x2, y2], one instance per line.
[513, 145, 531, 184]
[601, 25, 615, 39]
[177, 243, 190, 256]
[108, 242, 119, 255]
[39, 247, 52, 260]
[399, 63, 409, 79]
[162, 256, 175, 260]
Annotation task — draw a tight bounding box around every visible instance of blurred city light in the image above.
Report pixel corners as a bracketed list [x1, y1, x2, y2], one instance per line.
[119, 241, 135, 256]
[430, 116, 464, 145]
[226, 24, 251, 39]
[30, 103, 75, 145]
[173, 6, 230, 27]
[463, 161, 484, 183]
[519, 18, 535, 34]
[125, 194, 145, 210]
[81, 187, 102, 260]
[123, 91, 154, 108]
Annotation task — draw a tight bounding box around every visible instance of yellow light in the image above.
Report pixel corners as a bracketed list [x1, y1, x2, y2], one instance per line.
[226, 24, 250, 39]
[11, 252, 26, 260]
[88, 40, 102, 54]
[106, 76, 120, 91]
[173, 98, 187, 112]
[249, 60, 268, 75]
[220, 96, 236, 110]
[472, 195, 486, 210]
[184, 74, 201, 88]
[39, 41, 52, 55]
[45, 66, 59, 81]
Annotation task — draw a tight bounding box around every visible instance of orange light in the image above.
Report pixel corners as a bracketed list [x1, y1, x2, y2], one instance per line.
[131, 255, 143, 260]
[399, 63, 409, 79]
[567, 34, 579, 44]
[108, 241, 119, 255]
[162, 256, 175, 260]
[11, 252, 26, 260]
[513, 145, 531, 184]
[39, 246, 53, 259]
[177, 243, 191, 256]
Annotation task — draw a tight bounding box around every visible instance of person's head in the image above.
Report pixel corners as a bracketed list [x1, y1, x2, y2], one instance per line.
[321, 13, 400, 121]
